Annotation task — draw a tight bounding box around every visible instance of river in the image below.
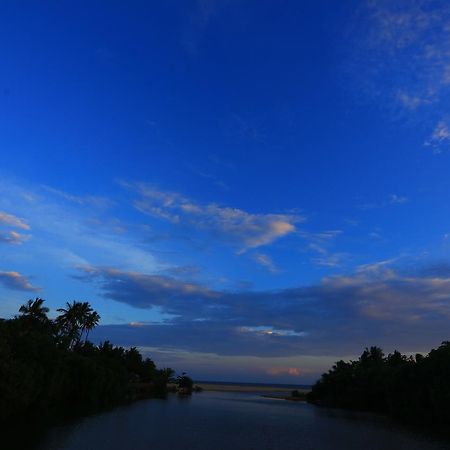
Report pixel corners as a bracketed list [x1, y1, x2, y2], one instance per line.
[33, 391, 448, 450]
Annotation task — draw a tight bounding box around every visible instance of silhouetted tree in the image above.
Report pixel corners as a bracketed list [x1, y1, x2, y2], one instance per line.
[56, 301, 83, 348]
[56, 301, 100, 348]
[19, 298, 49, 322]
[176, 372, 194, 394]
[308, 342, 450, 427]
[83, 309, 100, 342]
[0, 299, 174, 427]
[159, 367, 176, 383]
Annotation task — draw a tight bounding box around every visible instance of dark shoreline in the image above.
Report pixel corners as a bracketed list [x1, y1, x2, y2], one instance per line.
[195, 382, 310, 394]
[2, 385, 168, 450]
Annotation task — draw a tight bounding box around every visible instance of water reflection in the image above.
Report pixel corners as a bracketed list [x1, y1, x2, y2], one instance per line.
[32, 391, 448, 450]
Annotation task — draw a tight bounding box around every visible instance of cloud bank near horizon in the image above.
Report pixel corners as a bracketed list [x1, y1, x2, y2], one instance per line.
[84, 262, 450, 360]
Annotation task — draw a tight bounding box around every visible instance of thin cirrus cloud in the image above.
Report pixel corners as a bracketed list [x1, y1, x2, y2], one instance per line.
[0, 211, 30, 230]
[388, 194, 409, 205]
[0, 180, 160, 274]
[0, 231, 30, 245]
[299, 229, 344, 268]
[85, 260, 450, 358]
[0, 271, 40, 292]
[252, 253, 279, 273]
[126, 182, 302, 252]
[41, 186, 114, 209]
[425, 120, 450, 153]
[354, 0, 450, 152]
[364, 0, 450, 103]
[359, 194, 409, 210]
[0, 210, 31, 245]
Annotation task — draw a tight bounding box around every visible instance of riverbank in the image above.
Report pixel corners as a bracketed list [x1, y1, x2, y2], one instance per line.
[262, 392, 308, 402]
[195, 382, 310, 394]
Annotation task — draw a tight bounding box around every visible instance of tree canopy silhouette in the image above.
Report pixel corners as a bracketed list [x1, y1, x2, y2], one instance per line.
[0, 298, 174, 428]
[308, 342, 450, 427]
[18, 297, 49, 322]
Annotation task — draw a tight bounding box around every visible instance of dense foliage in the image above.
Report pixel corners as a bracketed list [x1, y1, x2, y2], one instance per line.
[0, 298, 174, 425]
[176, 372, 194, 393]
[308, 343, 450, 426]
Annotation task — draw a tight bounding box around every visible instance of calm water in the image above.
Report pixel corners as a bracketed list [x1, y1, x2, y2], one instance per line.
[33, 391, 448, 450]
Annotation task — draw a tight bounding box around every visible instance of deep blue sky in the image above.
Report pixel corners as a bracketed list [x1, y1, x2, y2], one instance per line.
[2, 0, 450, 383]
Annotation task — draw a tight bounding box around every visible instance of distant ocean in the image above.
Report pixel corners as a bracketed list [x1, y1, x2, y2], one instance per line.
[196, 380, 312, 390]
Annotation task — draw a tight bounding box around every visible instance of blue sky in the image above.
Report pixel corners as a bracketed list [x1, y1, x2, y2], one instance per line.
[2, 0, 450, 383]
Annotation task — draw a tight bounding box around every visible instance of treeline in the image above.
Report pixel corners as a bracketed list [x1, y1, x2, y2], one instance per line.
[308, 343, 450, 426]
[0, 298, 174, 425]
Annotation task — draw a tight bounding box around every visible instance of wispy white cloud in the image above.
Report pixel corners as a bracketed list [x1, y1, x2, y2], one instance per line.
[252, 252, 279, 273]
[0, 231, 30, 245]
[356, 257, 399, 274]
[424, 120, 450, 153]
[298, 230, 342, 242]
[0, 179, 160, 274]
[126, 183, 302, 252]
[369, 231, 383, 240]
[397, 91, 432, 110]
[0, 211, 30, 230]
[353, 1, 450, 151]
[0, 271, 40, 292]
[312, 253, 344, 268]
[368, 0, 440, 49]
[42, 186, 114, 209]
[388, 193, 409, 204]
[365, 0, 450, 99]
[299, 229, 344, 267]
[359, 194, 409, 209]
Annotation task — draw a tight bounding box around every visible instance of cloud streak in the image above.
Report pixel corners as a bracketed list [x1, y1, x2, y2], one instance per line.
[43, 186, 114, 209]
[0, 231, 30, 245]
[299, 229, 344, 267]
[252, 253, 279, 273]
[0, 271, 40, 292]
[0, 179, 160, 274]
[127, 183, 302, 251]
[425, 120, 450, 153]
[0, 211, 30, 230]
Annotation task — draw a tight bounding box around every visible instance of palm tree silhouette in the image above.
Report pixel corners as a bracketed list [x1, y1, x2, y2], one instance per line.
[56, 301, 81, 348]
[19, 297, 49, 322]
[82, 304, 100, 342]
[56, 300, 100, 347]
